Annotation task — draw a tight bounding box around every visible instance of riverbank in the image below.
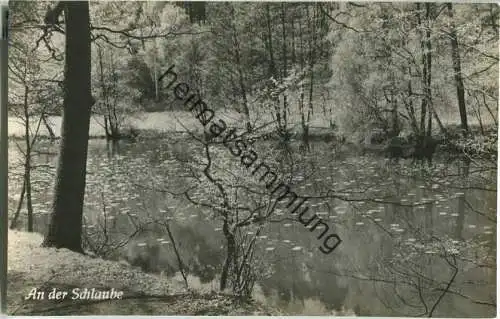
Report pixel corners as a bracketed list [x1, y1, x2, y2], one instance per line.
[10, 110, 495, 153]
[7, 111, 248, 138]
[361, 124, 498, 160]
[7, 230, 280, 315]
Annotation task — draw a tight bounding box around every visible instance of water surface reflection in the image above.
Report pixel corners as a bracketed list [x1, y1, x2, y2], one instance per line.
[8, 137, 496, 316]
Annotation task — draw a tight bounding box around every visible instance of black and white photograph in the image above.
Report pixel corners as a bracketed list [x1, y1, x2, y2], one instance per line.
[2, 1, 498, 316]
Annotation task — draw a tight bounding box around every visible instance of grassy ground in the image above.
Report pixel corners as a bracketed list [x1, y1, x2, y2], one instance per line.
[7, 230, 280, 315]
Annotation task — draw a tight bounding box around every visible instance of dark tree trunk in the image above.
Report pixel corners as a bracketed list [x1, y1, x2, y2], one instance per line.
[265, 4, 276, 78]
[97, 46, 110, 139]
[419, 4, 447, 137]
[265, 4, 282, 134]
[298, 6, 307, 142]
[424, 3, 432, 139]
[417, 3, 427, 137]
[229, 5, 251, 132]
[10, 177, 25, 230]
[42, 1, 92, 253]
[22, 85, 33, 232]
[404, 66, 420, 135]
[281, 3, 288, 138]
[447, 3, 468, 134]
[104, 116, 111, 139]
[24, 140, 33, 232]
[220, 219, 236, 291]
[391, 90, 399, 138]
[305, 4, 316, 143]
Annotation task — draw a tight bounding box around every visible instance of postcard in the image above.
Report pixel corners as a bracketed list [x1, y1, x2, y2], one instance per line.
[1, 1, 497, 316]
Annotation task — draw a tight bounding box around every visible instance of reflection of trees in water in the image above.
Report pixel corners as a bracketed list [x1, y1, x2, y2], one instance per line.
[172, 225, 224, 283]
[106, 140, 121, 158]
[256, 142, 494, 315]
[373, 158, 495, 316]
[20, 139, 495, 316]
[123, 222, 223, 282]
[455, 159, 470, 241]
[259, 261, 314, 306]
[310, 270, 349, 311]
[258, 255, 348, 312]
[455, 194, 465, 241]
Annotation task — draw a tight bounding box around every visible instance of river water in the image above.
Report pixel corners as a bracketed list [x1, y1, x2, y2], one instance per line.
[7, 135, 496, 316]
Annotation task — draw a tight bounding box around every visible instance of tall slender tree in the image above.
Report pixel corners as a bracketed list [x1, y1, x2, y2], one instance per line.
[447, 3, 468, 134]
[42, 1, 92, 252]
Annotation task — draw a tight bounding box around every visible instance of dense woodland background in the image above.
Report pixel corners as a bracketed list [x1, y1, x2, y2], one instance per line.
[5, 1, 498, 316]
[9, 2, 498, 135]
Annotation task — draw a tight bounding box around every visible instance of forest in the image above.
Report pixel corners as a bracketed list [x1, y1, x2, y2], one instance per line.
[5, 1, 498, 316]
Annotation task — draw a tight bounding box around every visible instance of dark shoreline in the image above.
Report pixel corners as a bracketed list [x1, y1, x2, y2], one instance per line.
[8, 125, 497, 160]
